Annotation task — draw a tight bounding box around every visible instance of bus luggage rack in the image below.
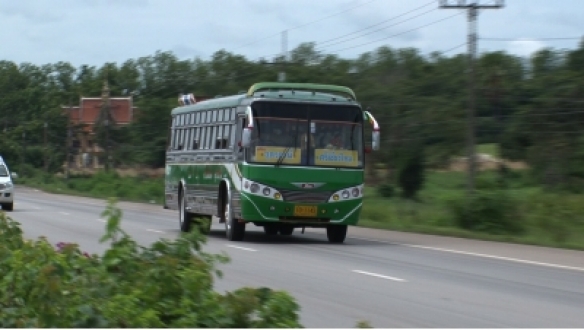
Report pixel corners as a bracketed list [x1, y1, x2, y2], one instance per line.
[280, 189, 333, 204]
[279, 216, 330, 223]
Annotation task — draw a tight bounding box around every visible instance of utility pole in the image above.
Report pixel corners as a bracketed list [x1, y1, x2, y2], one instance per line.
[439, 0, 504, 195]
[66, 107, 71, 180]
[98, 79, 113, 172]
[44, 121, 48, 172]
[22, 131, 26, 166]
[278, 30, 288, 82]
[105, 119, 110, 172]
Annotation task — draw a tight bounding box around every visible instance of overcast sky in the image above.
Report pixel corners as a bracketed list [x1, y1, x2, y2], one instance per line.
[1, 0, 582, 68]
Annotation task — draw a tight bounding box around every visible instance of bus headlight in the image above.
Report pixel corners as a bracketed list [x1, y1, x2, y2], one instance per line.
[242, 179, 283, 201]
[328, 184, 363, 203]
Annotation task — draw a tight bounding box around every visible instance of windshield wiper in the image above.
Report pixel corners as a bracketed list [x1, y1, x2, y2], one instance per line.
[275, 145, 293, 167]
[275, 120, 300, 167]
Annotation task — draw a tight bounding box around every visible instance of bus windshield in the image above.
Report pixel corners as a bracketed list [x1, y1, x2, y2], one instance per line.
[247, 101, 364, 168]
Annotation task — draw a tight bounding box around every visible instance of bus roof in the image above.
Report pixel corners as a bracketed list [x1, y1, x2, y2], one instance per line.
[247, 82, 356, 101]
[171, 82, 359, 115]
[171, 94, 247, 115]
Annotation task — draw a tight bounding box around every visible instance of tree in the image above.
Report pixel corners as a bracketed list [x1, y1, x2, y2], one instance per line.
[398, 144, 425, 200]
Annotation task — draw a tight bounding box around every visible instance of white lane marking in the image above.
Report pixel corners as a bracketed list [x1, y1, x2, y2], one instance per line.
[226, 244, 257, 252]
[97, 219, 106, 223]
[402, 243, 584, 273]
[146, 229, 165, 234]
[60, 212, 70, 215]
[353, 270, 407, 282]
[349, 236, 584, 272]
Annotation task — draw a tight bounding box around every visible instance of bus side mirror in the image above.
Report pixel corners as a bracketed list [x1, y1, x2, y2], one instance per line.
[371, 131, 380, 151]
[11, 172, 18, 179]
[241, 128, 252, 148]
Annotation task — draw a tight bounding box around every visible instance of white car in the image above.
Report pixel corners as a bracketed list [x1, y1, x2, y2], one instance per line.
[0, 156, 16, 211]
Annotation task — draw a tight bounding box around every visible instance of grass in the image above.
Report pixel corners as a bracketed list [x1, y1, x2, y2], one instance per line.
[14, 166, 584, 251]
[361, 169, 584, 251]
[476, 143, 500, 157]
[17, 170, 164, 205]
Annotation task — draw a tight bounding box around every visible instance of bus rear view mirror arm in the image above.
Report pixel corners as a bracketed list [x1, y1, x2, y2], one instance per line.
[241, 127, 252, 148]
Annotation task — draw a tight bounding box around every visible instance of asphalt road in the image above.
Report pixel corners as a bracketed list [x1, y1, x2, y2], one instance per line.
[5, 186, 584, 328]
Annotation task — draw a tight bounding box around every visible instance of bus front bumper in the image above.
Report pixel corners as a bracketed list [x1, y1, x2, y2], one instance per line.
[238, 193, 363, 226]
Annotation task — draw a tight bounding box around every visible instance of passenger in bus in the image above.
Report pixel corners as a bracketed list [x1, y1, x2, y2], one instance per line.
[326, 132, 343, 149]
[317, 126, 333, 148]
[267, 123, 293, 147]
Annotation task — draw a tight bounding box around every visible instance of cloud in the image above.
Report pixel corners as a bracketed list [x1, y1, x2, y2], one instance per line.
[507, 39, 547, 57]
[171, 44, 205, 60]
[0, 3, 63, 24]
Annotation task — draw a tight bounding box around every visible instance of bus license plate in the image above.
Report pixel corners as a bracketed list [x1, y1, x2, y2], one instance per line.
[293, 205, 317, 217]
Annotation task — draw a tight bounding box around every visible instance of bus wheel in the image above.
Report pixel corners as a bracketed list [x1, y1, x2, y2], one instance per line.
[179, 189, 192, 232]
[279, 225, 294, 236]
[263, 224, 279, 235]
[223, 197, 245, 241]
[326, 224, 347, 243]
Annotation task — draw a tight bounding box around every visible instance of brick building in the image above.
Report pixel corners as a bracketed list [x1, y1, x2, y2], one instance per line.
[63, 81, 138, 169]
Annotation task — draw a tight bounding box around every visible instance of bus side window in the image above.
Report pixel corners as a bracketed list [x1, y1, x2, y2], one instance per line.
[215, 138, 227, 149]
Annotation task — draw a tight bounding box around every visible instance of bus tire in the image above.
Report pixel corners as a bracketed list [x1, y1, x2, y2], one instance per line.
[326, 224, 347, 243]
[223, 197, 245, 241]
[279, 225, 294, 236]
[179, 188, 193, 232]
[263, 224, 279, 235]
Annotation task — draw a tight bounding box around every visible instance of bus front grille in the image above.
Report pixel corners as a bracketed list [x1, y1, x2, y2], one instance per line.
[280, 189, 333, 204]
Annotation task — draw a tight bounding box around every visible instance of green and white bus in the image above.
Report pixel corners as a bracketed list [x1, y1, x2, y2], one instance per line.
[164, 82, 380, 243]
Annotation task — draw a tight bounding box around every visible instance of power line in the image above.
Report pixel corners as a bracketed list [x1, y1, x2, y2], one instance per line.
[316, 0, 436, 48]
[229, 0, 377, 52]
[246, 1, 452, 65]
[480, 37, 582, 41]
[325, 11, 464, 54]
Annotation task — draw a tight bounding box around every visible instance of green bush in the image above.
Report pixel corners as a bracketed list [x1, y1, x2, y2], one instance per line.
[448, 190, 524, 235]
[377, 183, 395, 198]
[525, 193, 584, 244]
[397, 147, 426, 200]
[0, 199, 302, 328]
